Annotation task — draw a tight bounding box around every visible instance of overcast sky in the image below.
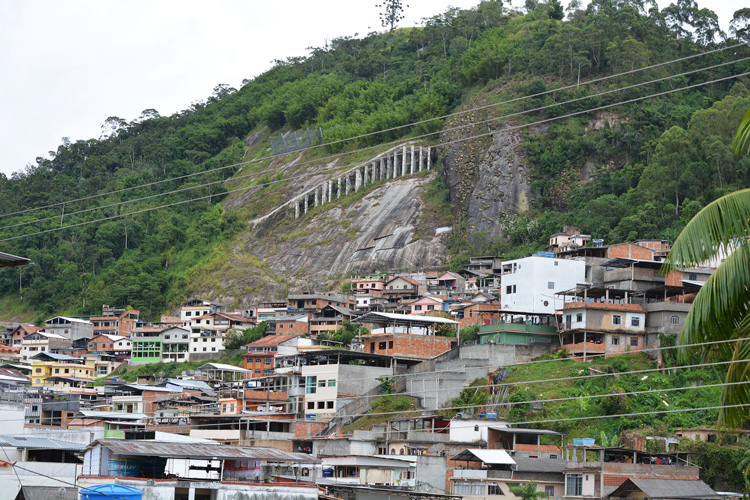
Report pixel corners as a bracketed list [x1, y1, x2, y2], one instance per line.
[0, 0, 743, 177]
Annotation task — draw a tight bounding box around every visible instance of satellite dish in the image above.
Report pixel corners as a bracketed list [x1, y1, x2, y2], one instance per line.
[57, 487, 67, 497]
[543, 300, 549, 307]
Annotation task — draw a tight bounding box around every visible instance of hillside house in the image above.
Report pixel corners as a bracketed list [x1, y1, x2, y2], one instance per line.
[410, 296, 443, 315]
[356, 312, 458, 359]
[5, 324, 43, 347]
[189, 312, 254, 359]
[501, 256, 586, 315]
[384, 276, 426, 301]
[88, 334, 131, 357]
[90, 305, 140, 337]
[309, 305, 359, 337]
[352, 275, 387, 295]
[179, 298, 224, 327]
[287, 292, 354, 312]
[549, 226, 591, 253]
[161, 326, 191, 362]
[20, 331, 70, 361]
[130, 326, 165, 364]
[244, 334, 303, 377]
[44, 316, 93, 340]
[558, 287, 646, 360]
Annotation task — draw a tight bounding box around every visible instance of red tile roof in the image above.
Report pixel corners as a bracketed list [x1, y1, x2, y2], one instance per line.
[246, 334, 299, 348]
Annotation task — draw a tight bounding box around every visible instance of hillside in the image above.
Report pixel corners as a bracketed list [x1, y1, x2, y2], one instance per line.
[1, 1, 750, 319]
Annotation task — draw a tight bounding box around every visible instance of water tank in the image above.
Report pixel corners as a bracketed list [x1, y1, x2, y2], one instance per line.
[81, 484, 143, 500]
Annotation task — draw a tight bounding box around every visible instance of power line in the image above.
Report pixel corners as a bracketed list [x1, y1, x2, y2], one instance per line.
[2, 69, 748, 244]
[1, 42, 746, 221]
[3, 55, 747, 233]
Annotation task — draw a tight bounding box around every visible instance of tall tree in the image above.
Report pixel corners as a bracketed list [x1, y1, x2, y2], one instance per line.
[509, 480, 550, 500]
[376, 0, 408, 31]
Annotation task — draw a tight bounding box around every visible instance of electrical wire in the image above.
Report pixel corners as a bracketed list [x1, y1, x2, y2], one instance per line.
[1, 69, 748, 244]
[3, 54, 748, 233]
[1, 42, 746, 221]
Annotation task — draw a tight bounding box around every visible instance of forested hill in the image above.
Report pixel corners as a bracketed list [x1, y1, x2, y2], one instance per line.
[1, 0, 749, 322]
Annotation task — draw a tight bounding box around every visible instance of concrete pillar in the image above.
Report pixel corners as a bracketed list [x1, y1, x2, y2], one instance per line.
[380, 157, 385, 180]
[389, 154, 394, 179]
[403, 146, 408, 175]
[295, 200, 299, 219]
[355, 169, 362, 192]
[410, 146, 415, 174]
[328, 180, 333, 203]
[427, 146, 432, 170]
[304, 195, 308, 214]
[314, 189, 319, 207]
[337, 178, 341, 199]
[419, 147, 424, 172]
[395, 151, 400, 177]
[345, 175, 350, 195]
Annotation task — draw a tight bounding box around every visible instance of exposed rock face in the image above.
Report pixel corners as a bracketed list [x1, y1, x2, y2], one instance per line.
[441, 101, 536, 237]
[207, 175, 448, 307]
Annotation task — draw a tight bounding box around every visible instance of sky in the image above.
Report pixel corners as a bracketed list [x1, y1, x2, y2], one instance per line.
[0, 0, 744, 177]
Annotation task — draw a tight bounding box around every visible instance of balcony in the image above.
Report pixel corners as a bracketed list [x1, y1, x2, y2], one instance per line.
[452, 469, 513, 479]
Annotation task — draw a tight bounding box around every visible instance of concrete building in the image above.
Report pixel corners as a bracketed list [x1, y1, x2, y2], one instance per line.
[189, 312, 254, 359]
[500, 256, 586, 315]
[161, 326, 191, 362]
[44, 316, 93, 341]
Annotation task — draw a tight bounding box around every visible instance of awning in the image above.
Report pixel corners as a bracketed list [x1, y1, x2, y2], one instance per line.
[449, 449, 516, 465]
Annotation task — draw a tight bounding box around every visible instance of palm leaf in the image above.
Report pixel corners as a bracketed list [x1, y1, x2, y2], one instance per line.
[677, 240, 750, 363]
[663, 189, 750, 271]
[720, 314, 750, 428]
[731, 108, 750, 155]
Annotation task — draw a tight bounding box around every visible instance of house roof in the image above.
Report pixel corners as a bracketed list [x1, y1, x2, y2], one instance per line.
[450, 449, 516, 465]
[12, 325, 43, 336]
[192, 311, 251, 322]
[489, 426, 563, 436]
[24, 331, 67, 340]
[0, 345, 21, 354]
[88, 439, 320, 462]
[355, 311, 458, 326]
[512, 456, 567, 473]
[45, 316, 92, 325]
[608, 478, 717, 499]
[246, 334, 300, 348]
[321, 455, 415, 467]
[0, 251, 31, 268]
[0, 435, 86, 451]
[387, 276, 422, 286]
[30, 352, 80, 362]
[198, 362, 252, 373]
[79, 411, 149, 420]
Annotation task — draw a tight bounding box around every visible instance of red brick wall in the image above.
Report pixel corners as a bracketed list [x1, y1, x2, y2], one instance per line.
[276, 322, 308, 335]
[244, 352, 274, 377]
[362, 334, 455, 358]
[607, 243, 654, 261]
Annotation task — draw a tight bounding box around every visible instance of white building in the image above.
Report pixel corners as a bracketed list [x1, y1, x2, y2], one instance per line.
[500, 256, 585, 314]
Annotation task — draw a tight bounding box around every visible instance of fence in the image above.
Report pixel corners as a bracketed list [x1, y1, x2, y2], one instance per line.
[270, 127, 324, 155]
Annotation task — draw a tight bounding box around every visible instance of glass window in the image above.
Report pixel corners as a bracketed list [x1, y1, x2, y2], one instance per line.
[576, 313, 583, 322]
[670, 315, 680, 325]
[612, 315, 622, 325]
[306, 376, 317, 394]
[631, 317, 640, 327]
[612, 336, 620, 345]
[566, 474, 582, 496]
[328, 379, 336, 387]
[630, 337, 639, 346]
[488, 483, 501, 496]
[545, 486, 555, 496]
[548, 281, 555, 289]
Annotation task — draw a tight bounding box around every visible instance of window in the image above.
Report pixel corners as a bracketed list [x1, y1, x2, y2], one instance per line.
[631, 317, 640, 327]
[211, 347, 216, 351]
[255, 357, 262, 363]
[427, 305, 434, 311]
[506, 285, 513, 294]
[548, 281, 555, 289]
[254, 369, 261, 374]
[670, 315, 680, 325]
[307, 402, 315, 410]
[576, 313, 583, 322]
[689, 273, 697, 280]
[566, 474, 583, 496]
[370, 342, 375, 351]
[454, 482, 485, 495]
[488, 483, 502, 496]
[379, 342, 387, 350]
[415, 305, 422, 311]
[327, 401, 334, 409]
[306, 376, 317, 394]
[545, 486, 555, 496]
[611, 336, 620, 345]
[388, 341, 394, 349]
[630, 337, 639, 346]
[612, 315, 622, 325]
[554, 261, 559, 266]
[328, 379, 336, 387]
[264, 358, 272, 365]
[513, 285, 517, 293]
[318, 379, 326, 388]
[203, 347, 207, 351]
[317, 401, 325, 409]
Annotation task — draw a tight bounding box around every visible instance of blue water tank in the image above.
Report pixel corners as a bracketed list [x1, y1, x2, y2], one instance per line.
[81, 484, 143, 500]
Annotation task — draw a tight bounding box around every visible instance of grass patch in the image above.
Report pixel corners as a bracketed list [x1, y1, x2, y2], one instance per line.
[343, 395, 419, 432]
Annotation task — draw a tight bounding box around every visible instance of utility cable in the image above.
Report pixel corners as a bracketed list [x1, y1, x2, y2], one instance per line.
[1, 42, 746, 220]
[3, 54, 748, 232]
[1, 69, 747, 244]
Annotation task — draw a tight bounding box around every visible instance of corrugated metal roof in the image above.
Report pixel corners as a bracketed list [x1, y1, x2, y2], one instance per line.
[0, 435, 86, 451]
[198, 363, 252, 373]
[0, 251, 32, 268]
[80, 410, 149, 420]
[610, 478, 718, 499]
[91, 439, 320, 462]
[512, 456, 566, 473]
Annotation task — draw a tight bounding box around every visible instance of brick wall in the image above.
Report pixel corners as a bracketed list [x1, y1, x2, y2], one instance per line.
[607, 243, 655, 260]
[362, 334, 455, 359]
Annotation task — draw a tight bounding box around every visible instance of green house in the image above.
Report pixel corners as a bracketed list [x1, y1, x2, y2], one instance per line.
[478, 322, 557, 345]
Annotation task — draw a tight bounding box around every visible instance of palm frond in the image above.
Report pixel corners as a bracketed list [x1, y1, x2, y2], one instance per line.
[720, 316, 750, 428]
[731, 108, 750, 155]
[677, 240, 750, 363]
[663, 189, 750, 272]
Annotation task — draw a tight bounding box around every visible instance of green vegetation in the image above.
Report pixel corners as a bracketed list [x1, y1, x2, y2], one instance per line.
[343, 395, 417, 432]
[1, 0, 749, 319]
[317, 320, 368, 346]
[223, 322, 269, 350]
[105, 351, 244, 383]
